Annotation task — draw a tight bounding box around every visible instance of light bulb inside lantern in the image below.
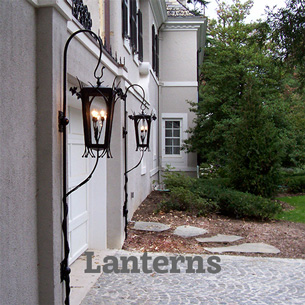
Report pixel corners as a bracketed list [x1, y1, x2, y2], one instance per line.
[91, 110, 100, 120]
[100, 110, 106, 118]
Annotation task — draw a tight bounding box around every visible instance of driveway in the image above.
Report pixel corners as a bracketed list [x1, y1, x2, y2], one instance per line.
[71, 249, 305, 305]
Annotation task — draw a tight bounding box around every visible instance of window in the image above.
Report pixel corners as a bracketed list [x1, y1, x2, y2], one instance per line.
[165, 120, 181, 155]
[152, 25, 159, 77]
[155, 32, 159, 77]
[122, 0, 128, 38]
[138, 9, 143, 61]
[152, 25, 156, 70]
[104, 0, 111, 52]
[130, 0, 137, 52]
[122, 0, 143, 61]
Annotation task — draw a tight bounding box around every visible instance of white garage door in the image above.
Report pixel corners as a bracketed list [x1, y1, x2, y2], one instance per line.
[67, 103, 107, 264]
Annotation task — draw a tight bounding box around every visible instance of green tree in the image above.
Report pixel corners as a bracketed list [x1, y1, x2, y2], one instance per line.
[226, 80, 283, 197]
[184, 0, 288, 196]
[267, 0, 305, 82]
[280, 72, 305, 166]
[184, 0, 283, 164]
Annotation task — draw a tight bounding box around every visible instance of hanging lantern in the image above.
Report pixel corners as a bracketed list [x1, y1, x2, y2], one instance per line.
[70, 83, 121, 158]
[129, 110, 157, 151]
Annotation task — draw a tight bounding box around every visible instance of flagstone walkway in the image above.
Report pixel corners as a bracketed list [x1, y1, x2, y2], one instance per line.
[132, 222, 281, 254]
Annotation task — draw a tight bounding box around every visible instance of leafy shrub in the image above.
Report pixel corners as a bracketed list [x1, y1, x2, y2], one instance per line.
[162, 170, 194, 190]
[285, 176, 305, 193]
[157, 186, 219, 216]
[217, 189, 282, 220]
[197, 177, 230, 189]
[161, 171, 282, 220]
[196, 181, 282, 220]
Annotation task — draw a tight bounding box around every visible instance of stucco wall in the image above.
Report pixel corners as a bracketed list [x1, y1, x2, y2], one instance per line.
[0, 1, 39, 304]
[35, 6, 68, 305]
[159, 25, 199, 172]
[160, 29, 197, 82]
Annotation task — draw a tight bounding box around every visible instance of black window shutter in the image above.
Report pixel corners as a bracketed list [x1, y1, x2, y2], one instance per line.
[156, 34, 159, 77]
[130, 0, 137, 52]
[138, 9, 143, 61]
[104, 0, 110, 52]
[122, 0, 128, 38]
[152, 25, 156, 71]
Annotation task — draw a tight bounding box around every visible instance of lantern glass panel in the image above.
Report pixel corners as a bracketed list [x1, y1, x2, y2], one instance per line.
[90, 96, 107, 146]
[138, 118, 149, 145]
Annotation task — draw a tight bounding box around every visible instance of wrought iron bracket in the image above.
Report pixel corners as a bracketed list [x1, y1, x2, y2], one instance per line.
[58, 111, 69, 132]
[122, 127, 128, 138]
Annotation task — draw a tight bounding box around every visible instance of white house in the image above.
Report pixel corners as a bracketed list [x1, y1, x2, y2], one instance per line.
[0, 0, 206, 303]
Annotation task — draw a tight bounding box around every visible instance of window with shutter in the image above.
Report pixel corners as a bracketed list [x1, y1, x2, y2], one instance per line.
[130, 0, 137, 52]
[138, 9, 143, 61]
[152, 25, 156, 71]
[122, 0, 128, 39]
[152, 25, 159, 77]
[104, 0, 111, 52]
[155, 33, 159, 77]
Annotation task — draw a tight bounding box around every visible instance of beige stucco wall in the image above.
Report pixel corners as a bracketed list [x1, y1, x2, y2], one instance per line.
[36, 6, 68, 305]
[0, 1, 39, 304]
[160, 29, 198, 82]
[159, 25, 199, 172]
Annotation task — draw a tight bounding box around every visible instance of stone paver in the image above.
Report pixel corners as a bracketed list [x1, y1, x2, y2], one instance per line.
[204, 243, 281, 254]
[196, 234, 243, 243]
[80, 250, 305, 305]
[133, 221, 170, 232]
[173, 225, 208, 238]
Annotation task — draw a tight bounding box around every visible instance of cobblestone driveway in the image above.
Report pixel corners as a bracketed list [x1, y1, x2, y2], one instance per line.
[81, 250, 305, 305]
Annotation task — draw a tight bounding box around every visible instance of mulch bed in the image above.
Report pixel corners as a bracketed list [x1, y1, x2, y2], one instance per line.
[123, 191, 305, 259]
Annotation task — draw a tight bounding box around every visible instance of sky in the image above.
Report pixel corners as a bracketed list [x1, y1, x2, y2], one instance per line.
[203, 0, 287, 22]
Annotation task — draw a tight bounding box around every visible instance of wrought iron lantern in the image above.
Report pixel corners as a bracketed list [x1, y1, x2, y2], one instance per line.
[129, 109, 157, 151]
[71, 80, 120, 158]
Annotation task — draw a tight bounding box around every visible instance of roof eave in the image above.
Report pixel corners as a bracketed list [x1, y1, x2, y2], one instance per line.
[149, 0, 168, 29]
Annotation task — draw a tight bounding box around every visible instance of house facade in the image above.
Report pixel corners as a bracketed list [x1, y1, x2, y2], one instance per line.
[0, 0, 206, 304]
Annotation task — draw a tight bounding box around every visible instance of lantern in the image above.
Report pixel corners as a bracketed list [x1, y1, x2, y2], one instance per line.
[78, 85, 116, 158]
[129, 110, 157, 151]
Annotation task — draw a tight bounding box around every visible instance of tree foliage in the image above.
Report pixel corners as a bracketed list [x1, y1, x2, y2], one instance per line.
[267, 0, 305, 80]
[184, 0, 283, 161]
[187, 0, 209, 15]
[226, 84, 283, 197]
[183, 0, 295, 197]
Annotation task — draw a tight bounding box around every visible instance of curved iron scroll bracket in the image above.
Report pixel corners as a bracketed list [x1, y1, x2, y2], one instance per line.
[59, 29, 103, 305]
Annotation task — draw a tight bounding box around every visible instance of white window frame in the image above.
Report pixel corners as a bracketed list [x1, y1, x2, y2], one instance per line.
[161, 113, 188, 168]
[164, 119, 182, 156]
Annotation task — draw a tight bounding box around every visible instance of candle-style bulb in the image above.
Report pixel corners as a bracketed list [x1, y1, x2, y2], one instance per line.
[92, 110, 100, 118]
[100, 110, 106, 121]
